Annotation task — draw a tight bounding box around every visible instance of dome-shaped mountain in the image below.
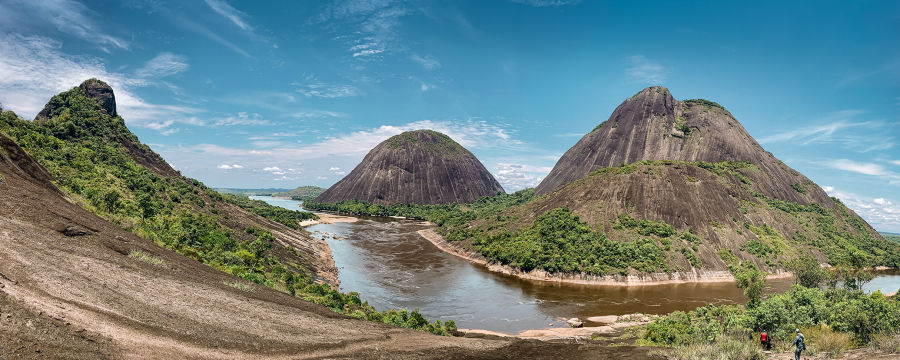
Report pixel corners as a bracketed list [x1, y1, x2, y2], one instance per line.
[536, 86, 829, 208]
[315, 130, 504, 205]
[452, 87, 896, 276]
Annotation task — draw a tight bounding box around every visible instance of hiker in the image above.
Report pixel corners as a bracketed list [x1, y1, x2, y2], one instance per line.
[792, 328, 806, 360]
[760, 330, 770, 350]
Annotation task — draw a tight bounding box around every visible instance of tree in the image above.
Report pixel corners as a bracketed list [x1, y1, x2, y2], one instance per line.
[787, 255, 825, 288]
[734, 261, 765, 308]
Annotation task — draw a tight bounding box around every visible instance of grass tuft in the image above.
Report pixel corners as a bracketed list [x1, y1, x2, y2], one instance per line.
[225, 281, 254, 292]
[129, 249, 166, 266]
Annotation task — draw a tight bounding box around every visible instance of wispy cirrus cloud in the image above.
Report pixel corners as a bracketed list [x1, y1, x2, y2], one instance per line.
[626, 54, 667, 84]
[315, 0, 411, 60]
[136, 52, 190, 78]
[757, 110, 894, 153]
[819, 158, 900, 186]
[0, 0, 128, 52]
[292, 110, 346, 119]
[213, 112, 273, 126]
[0, 34, 202, 134]
[217, 164, 244, 170]
[292, 75, 361, 98]
[508, 0, 582, 6]
[204, 0, 253, 31]
[411, 54, 441, 70]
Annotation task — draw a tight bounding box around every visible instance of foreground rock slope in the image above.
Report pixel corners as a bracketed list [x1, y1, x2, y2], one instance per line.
[316, 130, 505, 205]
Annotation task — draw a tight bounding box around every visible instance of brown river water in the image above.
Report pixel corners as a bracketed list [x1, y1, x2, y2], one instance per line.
[252, 196, 900, 334]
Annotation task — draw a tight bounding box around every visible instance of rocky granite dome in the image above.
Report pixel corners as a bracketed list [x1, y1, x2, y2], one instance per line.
[536, 86, 829, 209]
[456, 87, 897, 274]
[316, 130, 504, 205]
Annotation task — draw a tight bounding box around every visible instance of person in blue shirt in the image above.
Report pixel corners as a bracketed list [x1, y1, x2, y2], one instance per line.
[792, 328, 805, 360]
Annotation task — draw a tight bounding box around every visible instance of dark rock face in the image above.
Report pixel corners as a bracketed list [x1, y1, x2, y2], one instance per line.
[78, 79, 117, 117]
[535, 86, 831, 208]
[37, 79, 117, 120]
[316, 130, 505, 205]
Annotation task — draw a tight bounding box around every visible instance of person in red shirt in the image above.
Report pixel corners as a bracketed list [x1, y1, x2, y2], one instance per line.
[761, 331, 770, 350]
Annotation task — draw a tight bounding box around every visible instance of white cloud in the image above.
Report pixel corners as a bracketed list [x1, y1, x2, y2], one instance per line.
[891, 160, 900, 166]
[827, 159, 887, 176]
[352, 48, 384, 58]
[626, 55, 667, 84]
[820, 159, 900, 186]
[824, 188, 900, 233]
[136, 53, 189, 78]
[213, 112, 273, 126]
[204, 0, 252, 30]
[217, 164, 244, 170]
[411, 55, 441, 70]
[0, 0, 128, 52]
[494, 163, 552, 191]
[0, 34, 202, 133]
[420, 82, 435, 92]
[156, 119, 527, 187]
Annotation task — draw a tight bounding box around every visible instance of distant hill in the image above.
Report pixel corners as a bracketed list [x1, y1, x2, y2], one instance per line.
[314, 130, 504, 205]
[273, 186, 326, 201]
[215, 188, 292, 196]
[883, 232, 900, 243]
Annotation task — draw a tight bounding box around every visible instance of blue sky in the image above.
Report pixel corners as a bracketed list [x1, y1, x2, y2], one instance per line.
[0, 0, 898, 231]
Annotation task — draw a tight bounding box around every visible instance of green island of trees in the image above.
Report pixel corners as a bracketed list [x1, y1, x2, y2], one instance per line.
[0, 86, 455, 336]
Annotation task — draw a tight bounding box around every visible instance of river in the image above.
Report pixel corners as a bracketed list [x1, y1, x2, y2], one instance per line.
[252, 196, 900, 334]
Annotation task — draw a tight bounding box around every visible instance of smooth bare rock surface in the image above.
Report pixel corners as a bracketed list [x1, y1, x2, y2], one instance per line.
[316, 130, 505, 205]
[463, 87, 891, 275]
[536, 86, 831, 208]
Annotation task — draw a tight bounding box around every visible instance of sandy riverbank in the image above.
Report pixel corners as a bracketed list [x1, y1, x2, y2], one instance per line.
[299, 213, 359, 227]
[417, 228, 794, 286]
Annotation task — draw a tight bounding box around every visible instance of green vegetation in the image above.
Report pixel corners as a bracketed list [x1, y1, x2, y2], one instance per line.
[386, 130, 465, 156]
[307, 194, 671, 275]
[220, 193, 317, 229]
[674, 115, 691, 135]
[683, 98, 726, 111]
[475, 207, 668, 274]
[614, 213, 676, 238]
[0, 85, 455, 336]
[273, 185, 326, 201]
[129, 249, 166, 266]
[882, 233, 900, 243]
[791, 182, 808, 194]
[592, 120, 607, 132]
[643, 285, 900, 354]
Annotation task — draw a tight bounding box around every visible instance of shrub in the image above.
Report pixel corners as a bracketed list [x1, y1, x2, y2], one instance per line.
[668, 338, 764, 360]
[804, 324, 852, 358]
[871, 333, 900, 353]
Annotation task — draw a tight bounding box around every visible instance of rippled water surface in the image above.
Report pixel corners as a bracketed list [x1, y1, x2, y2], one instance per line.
[255, 196, 900, 333]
